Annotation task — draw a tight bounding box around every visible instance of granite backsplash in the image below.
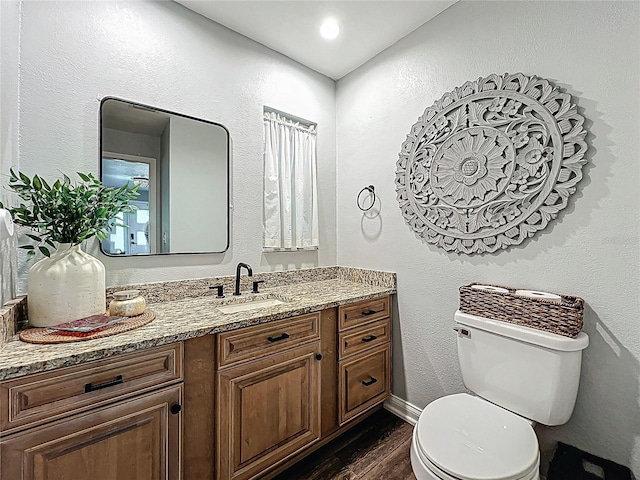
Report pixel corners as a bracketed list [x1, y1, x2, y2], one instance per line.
[106, 266, 396, 304]
[0, 296, 26, 347]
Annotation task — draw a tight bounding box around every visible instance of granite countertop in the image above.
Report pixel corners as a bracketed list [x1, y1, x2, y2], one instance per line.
[0, 278, 395, 381]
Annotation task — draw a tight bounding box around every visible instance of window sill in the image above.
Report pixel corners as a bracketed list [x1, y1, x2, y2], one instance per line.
[262, 247, 319, 253]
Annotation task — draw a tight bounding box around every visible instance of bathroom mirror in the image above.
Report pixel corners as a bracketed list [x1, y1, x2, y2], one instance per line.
[100, 97, 229, 256]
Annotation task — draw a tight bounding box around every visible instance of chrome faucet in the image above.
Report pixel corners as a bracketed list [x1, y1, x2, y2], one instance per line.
[234, 262, 253, 296]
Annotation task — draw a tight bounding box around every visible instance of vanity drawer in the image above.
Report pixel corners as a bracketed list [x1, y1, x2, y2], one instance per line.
[338, 296, 390, 331]
[0, 343, 183, 434]
[217, 313, 321, 369]
[338, 344, 391, 425]
[338, 318, 391, 359]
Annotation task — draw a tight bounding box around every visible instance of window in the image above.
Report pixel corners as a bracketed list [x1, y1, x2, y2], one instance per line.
[263, 109, 318, 250]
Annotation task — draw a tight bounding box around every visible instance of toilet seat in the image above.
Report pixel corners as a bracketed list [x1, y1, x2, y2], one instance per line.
[414, 393, 539, 480]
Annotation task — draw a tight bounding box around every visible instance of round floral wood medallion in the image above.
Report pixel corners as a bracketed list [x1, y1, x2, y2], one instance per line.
[395, 73, 588, 254]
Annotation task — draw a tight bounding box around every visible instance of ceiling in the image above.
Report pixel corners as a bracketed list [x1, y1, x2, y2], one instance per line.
[176, 1, 457, 80]
[102, 99, 170, 137]
[102, 158, 151, 192]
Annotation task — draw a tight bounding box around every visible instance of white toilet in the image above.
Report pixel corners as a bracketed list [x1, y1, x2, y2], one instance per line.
[411, 310, 589, 480]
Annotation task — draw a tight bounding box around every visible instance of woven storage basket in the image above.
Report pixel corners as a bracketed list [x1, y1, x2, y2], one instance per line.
[459, 283, 584, 338]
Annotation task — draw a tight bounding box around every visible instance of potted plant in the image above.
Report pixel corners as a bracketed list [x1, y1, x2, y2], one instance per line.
[0, 169, 138, 327]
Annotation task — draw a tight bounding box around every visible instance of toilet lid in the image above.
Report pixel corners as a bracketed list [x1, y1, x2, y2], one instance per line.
[415, 394, 539, 480]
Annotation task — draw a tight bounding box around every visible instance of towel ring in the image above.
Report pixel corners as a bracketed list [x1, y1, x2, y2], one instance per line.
[357, 185, 376, 212]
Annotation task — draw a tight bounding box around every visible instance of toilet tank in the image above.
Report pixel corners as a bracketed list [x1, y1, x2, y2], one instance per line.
[455, 310, 589, 426]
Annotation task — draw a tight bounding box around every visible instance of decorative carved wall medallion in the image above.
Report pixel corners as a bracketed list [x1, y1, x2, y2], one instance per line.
[395, 73, 588, 254]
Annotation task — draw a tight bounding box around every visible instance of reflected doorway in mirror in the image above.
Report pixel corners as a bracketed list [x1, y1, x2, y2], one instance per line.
[102, 154, 156, 255]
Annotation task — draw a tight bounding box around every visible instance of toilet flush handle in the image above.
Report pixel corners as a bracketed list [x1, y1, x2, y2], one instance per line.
[453, 326, 471, 338]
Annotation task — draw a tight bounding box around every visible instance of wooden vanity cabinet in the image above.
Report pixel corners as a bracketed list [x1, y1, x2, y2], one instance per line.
[337, 297, 392, 425]
[215, 296, 392, 480]
[0, 344, 184, 480]
[0, 294, 392, 480]
[216, 313, 323, 480]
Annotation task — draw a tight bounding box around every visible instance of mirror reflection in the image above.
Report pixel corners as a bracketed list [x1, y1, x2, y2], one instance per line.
[100, 98, 229, 256]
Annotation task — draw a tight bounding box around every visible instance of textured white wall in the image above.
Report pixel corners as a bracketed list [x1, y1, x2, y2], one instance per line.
[1, 0, 20, 200]
[0, 0, 21, 305]
[13, 0, 336, 288]
[336, 0, 640, 473]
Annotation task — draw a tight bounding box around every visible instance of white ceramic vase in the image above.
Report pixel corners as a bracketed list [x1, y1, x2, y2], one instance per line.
[27, 243, 106, 327]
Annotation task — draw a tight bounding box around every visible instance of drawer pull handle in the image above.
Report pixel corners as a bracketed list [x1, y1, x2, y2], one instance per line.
[362, 335, 377, 343]
[267, 333, 291, 342]
[170, 404, 182, 415]
[361, 310, 377, 316]
[362, 377, 378, 387]
[85, 375, 123, 393]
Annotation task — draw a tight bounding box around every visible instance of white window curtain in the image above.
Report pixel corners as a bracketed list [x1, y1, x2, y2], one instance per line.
[263, 111, 319, 250]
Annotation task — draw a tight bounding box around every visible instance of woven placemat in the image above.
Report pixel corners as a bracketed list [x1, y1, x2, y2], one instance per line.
[19, 310, 156, 344]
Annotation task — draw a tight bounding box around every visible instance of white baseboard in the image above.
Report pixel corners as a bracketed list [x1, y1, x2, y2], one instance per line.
[384, 394, 422, 425]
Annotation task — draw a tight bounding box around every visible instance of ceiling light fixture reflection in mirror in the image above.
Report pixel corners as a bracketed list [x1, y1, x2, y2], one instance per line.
[100, 97, 229, 256]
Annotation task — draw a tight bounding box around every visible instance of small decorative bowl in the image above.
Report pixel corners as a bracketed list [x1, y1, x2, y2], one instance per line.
[109, 289, 146, 317]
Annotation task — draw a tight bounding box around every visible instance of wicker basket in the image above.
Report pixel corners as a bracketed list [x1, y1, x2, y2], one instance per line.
[459, 283, 584, 338]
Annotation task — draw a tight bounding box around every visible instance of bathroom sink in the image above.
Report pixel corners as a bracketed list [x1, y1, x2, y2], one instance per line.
[217, 298, 285, 314]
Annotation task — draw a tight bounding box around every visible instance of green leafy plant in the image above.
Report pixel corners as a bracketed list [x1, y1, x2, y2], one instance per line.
[0, 169, 139, 260]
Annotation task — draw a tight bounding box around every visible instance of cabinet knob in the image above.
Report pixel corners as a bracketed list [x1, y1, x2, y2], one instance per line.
[315, 353, 323, 361]
[170, 404, 182, 415]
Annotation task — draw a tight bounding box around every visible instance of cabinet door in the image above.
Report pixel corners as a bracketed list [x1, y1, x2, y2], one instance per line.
[217, 343, 321, 480]
[1, 385, 182, 480]
[339, 344, 391, 425]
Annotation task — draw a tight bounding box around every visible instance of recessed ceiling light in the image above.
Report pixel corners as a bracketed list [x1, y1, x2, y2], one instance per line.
[320, 17, 340, 40]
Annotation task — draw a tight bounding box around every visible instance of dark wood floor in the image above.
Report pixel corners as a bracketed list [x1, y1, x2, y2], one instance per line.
[274, 408, 548, 480]
[274, 409, 416, 480]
